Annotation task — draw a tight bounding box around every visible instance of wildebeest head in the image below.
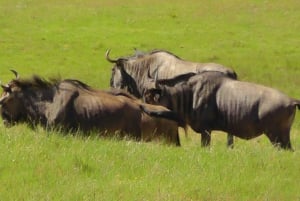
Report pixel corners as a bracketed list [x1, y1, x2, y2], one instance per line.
[0, 70, 26, 126]
[143, 68, 196, 108]
[0, 70, 56, 127]
[106, 49, 142, 97]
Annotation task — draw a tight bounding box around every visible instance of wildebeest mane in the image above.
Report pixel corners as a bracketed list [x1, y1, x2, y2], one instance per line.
[117, 49, 182, 61]
[130, 49, 182, 60]
[13, 75, 60, 90]
[12, 76, 94, 93]
[148, 49, 182, 59]
[125, 49, 183, 76]
[62, 79, 93, 91]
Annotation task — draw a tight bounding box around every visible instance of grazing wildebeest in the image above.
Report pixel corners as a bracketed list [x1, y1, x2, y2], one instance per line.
[0, 70, 181, 145]
[106, 49, 237, 146]
[144, 71, 300, 150]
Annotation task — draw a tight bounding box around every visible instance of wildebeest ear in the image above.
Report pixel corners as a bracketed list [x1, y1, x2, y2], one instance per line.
[133, 48, 144, 57]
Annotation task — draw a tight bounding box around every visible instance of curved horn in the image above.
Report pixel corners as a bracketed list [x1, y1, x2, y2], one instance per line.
[1, 84, 10, 91]
[0, 80, 7, 90]
[10, 69, 19, 79]
[105, 49, 118, 63]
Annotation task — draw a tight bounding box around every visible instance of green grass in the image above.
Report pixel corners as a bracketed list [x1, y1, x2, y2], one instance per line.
[0, 0, 300, 200]
[1, 126, 300, 200]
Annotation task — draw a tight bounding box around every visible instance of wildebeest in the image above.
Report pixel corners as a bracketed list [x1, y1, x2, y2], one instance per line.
[0, 70, 181, 145]
[144, 71, 300, 150]
[106, 49, 237, 146]
[107, 89, 181, 145]
[106, 49, 237, 98]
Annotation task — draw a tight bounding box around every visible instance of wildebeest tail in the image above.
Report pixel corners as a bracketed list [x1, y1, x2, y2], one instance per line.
[294, 99, 300, 110]
[139, 104, 185, 127]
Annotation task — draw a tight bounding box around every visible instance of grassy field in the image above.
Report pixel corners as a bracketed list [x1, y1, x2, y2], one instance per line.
[0, 0, 300, 200]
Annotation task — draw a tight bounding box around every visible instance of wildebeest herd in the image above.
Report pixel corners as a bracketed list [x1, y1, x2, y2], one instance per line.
[1, 49, 299, 150]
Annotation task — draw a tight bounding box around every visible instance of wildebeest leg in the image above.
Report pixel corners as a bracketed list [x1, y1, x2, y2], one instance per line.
[277, 128, 293, 150]
[163, 131, 181, 146]
[201, 130, 211, 147]
[175, 132, 181, 146]
[265, 133, 280, 148]
[168, 131, 181, 146]
[266, 129, 293, 150]
[227, 134, 234, 148]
